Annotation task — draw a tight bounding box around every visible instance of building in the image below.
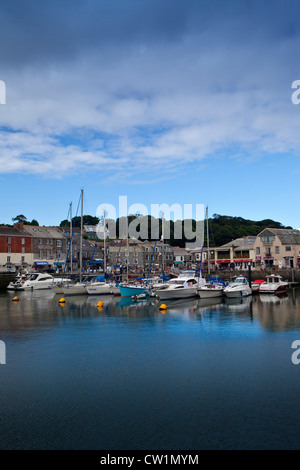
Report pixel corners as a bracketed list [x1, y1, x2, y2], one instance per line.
[253, 228, 300, 269]
[0, 225, 33, 272]
[20, 224, 67, 268]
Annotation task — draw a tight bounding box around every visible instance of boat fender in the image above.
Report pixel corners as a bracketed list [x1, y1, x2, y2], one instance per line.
[12, 296, 19, 301]
[159, 304, 167, 311]
[59, 298, 66, 303]
[97, 301, 104, 307]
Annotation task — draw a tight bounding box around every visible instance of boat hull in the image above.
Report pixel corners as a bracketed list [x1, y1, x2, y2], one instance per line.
[119, 286, 147, 297]
[198, 288, 223, 299]
[62, 285, 87, 295]
[156, 287, 198, 300]
[224, 288, 252, 298]
[86, 284, 113, 295]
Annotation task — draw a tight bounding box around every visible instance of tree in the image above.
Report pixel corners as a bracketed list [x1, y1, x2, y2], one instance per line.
[12, 214, 27, 223]
[29, 219, 39, 226]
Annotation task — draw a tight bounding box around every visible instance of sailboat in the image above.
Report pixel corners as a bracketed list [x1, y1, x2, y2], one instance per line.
[198, 207, 224, 299]
[86, 209, 118, 295]
[63, 189, 88, 295]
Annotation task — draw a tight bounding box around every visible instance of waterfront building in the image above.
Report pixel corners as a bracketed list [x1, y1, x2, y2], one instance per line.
[0, 225, 33, 272]
[253, 228, 300, 269]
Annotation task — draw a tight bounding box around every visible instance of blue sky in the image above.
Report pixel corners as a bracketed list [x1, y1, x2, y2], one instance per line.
[0, 0, 299, 228]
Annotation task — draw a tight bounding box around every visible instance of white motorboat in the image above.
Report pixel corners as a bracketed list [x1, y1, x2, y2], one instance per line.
[15, 272, 56, 290]
[198, 282, 224, 299]
[251, 279, 265, 293]
[223, 276, 252, 298]
[156, 270, 206, 300]
[259, 274, 289, 294]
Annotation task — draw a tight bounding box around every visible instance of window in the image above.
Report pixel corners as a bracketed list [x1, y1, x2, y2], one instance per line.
[39, 250, 43, 259]
[7, 256, 10, 262]
[275, 246, 280, 254]
[22, 247, 25, 254]
[39, 239, 42, 245]
[261, 235, 275, 243]
[7, 237, 11, 244]
[256, 247, 260, 255]
[46, 239, 50, 245]
[56, 240, 62, 247]
[265, 247, 271, 255]
[50, 239, 53, 245]
[21, 238, 25, 244]
[7, 246, 11, 253]
[286, 246, 291, 251]
[21, 256, 25, 262]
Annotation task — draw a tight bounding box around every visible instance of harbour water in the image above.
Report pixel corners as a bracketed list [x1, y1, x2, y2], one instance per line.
[1, 288, 300, 450]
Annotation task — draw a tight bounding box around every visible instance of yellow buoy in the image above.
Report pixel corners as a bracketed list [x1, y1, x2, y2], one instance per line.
[59, 298, 66, 303]
[97, 305, 104, 311]
[12, 296, 19, 301]
[97, 301, 104, 308]
[159, 304, 167, 311]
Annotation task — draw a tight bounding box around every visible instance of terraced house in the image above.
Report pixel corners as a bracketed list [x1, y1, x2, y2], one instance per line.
[253, 228, 300, 269]
[0, 225, 33, 271]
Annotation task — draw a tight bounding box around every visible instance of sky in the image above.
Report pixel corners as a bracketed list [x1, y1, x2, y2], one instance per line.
[0, 0, 300, 229]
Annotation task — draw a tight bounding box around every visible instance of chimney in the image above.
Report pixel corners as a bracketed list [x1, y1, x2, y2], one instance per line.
[14, 222, 24, 231]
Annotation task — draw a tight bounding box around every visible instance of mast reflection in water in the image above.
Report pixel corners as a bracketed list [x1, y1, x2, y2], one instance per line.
[1, 287, 300, 450]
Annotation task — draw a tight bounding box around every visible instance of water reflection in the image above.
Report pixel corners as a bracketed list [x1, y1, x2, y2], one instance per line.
[1, 287, 300, 333]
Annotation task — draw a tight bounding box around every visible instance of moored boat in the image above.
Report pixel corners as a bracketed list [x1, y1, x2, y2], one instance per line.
[223, 276, 252, 298]
[259, 274, 288, 294]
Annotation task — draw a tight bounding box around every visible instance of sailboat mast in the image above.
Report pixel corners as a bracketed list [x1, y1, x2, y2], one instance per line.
[206, 206, 210, 277]
[161, 211, 164, 274]
[70, 202, 73, 274]
[103, 209, 106, 275]
[80, 189, 83, 284]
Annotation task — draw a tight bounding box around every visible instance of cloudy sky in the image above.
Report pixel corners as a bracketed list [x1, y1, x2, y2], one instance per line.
[0, 0, 299, 228]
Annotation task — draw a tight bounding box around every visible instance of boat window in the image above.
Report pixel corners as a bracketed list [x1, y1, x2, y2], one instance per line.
[29, 274, 38, 280]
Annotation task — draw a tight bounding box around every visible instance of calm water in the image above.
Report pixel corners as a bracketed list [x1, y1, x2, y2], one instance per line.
[1, 287, 300, 450]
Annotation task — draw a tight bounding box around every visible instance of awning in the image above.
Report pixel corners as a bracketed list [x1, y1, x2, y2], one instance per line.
[234, 259, 252, 263]
[217, 260, 230, 263]
[34, 261, 49, 266]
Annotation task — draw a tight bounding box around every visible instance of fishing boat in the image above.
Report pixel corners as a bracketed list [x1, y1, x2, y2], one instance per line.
[259, 274, 288, 294]
[223, 275, 252, 298]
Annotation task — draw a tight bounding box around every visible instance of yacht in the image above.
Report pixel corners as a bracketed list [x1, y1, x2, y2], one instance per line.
[223, 276, 252, 298]
[15, 272, 57, 290]
[62, 282, 87, 296]
[259, 274, 289, 294]
[156, 270, 206, 300]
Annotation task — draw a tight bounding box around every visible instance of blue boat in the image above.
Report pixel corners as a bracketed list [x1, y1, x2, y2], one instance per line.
[119, 285, 147, 297]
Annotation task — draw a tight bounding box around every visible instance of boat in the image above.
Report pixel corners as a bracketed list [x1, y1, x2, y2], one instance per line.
[15, 272, 57, 290]
[223, 275, 252, 298]
[259, 274, 289, 294]
[251, 279, 265, 293]
[119, 283, 148, 297]
[156, 270, 206, 300]
[7, 273, 28, 290]
[198, 281, 224, 299]
[86, 279, 115, 295]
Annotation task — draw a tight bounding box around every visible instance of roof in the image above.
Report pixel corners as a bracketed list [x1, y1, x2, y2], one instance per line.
[22, 225, 65, 238]
[258, 228, 300, 245]
[222, 236, 257, 250]
[0, 225, 32, 237]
